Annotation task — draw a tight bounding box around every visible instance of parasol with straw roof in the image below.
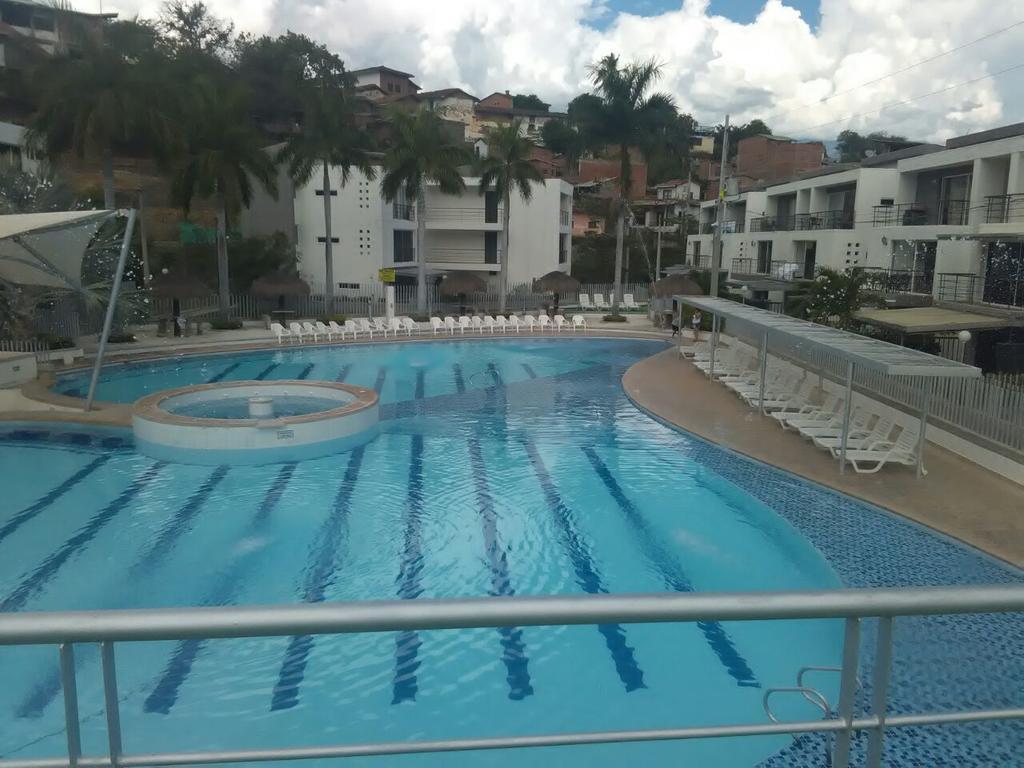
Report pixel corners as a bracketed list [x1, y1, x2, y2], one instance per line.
[652, 273, 703, 298]
[150, 271, 213, 299]
[250, 271, 311, 312]
[533, 270, 581, 314]
[439, 271, 487, 297]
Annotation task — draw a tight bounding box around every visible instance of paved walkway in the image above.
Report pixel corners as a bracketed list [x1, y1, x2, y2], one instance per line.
[624, 346, 1024, 568]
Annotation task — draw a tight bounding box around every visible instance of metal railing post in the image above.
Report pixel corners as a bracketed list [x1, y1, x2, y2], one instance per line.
[832, 617, 861, 768]
[839, 361, 855, 475]
[917, 379, 932, 479]
[708, 314, 719, 378]
[757, 329, 769, 414]
[59, 643, 82, 768]
[101, 641, 124, 767]
[866, 617, 895, 768]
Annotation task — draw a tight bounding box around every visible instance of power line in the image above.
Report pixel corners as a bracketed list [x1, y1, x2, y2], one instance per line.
[781, 62, 1024, 136]
[758, 19, 1024, 127]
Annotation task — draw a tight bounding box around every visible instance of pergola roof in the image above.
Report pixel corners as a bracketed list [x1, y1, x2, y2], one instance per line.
[855, 307, 1021, 334]
[678, 296, 982, 378]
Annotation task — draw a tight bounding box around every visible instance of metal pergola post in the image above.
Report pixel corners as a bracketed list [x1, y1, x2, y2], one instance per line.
[708, 313, 719, 378]
[757, 329, 769, 414]
[917, 378, 932, 479]
[85, 210, 136, 412]
[839, 360, 855, 475]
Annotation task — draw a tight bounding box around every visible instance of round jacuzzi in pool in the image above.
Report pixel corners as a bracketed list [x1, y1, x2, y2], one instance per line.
[131, 380, 378, 464]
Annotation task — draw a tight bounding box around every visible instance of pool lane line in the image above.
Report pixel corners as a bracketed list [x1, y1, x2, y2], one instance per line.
[0, 455, 110, 546]
[521, 439, 646, 692]
[392, 434, 425, 704]
[206, 362, 241, 383]
[374, 367, 388, 394]
[255, 362, 280, 380]
[415, 369, 425, 400]
[582, 447, 759, 688]
[336, 364, 352, 382]
[521, 363, 537, 379]
[1, 462, 166, 613]
[453, 364, 465, 393]
[15, 465, 232, 718]
[270, 447, 366, 711]
[297, 363, 316, 380]
[467, 438, 534, 700]
[144, 463, 297, 715]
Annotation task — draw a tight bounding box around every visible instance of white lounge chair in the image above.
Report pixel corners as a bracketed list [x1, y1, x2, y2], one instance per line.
[538, 315, 552, 332]
[623, 293, 642, 311]
[430, 317, 445, 335]
[315, 321, 334, 341]
[271, 322, 292, 344]
[289, 322, 305, 342]
[402, 317, 418, 335]
[813, 417, 897, 456]
[444, 316, 458, 335]
[778, 399, 846, 431]
[798, 408, 874, 440]
[553, 314, 569, 332]
[388, 317, 403, 336]
[508, 315, 522, 333]
[372, 318, 390, 337]
[344, 320, 362, 340]
[572, 314, 587, 331]
[328, 321, 347, 340]
[469, 316, 484, 334]
[523, 315, 537, 332]
[579, 294, 594, 310]
[845, 427, 923, 474]
[494, 315, 507, 333]
[593, 293, 610, 310]
[357, 318, 374, 339]
[458, 316, 472, 334]
[483, 316, 497, 334]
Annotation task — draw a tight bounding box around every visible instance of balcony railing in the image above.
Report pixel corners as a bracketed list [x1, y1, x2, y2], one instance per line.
[938, 271, 1024, 309]
[426, 247, 501, 265]
[560, 210, 570, 226]
[872, 200, 969, 227]
[392, 202, 415, 221]
[731, 258, 805, 279]
[699, 220, 743, 235]
[791, 210, 854, 231]
[750, 216, 781, 232]
[985, 193, 1024, 224]
[0, 586, 1020, 768]
[859, 267, 934, 296]
[428, 207, 504, 224]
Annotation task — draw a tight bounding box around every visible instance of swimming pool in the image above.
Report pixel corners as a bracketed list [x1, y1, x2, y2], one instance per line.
[3, 338, 1021, 766]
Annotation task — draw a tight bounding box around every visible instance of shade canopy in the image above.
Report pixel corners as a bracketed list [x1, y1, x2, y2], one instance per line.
[653, 274, 702, 298]
[0, 210, 118, 290]
[533, 270, 580, 294]
[678, 297, 982, 378]
[439, 271, 486, 296]
[854, 306, 1018, 334]
[150, 271, 213, 299]
[250, 272, 311, 299]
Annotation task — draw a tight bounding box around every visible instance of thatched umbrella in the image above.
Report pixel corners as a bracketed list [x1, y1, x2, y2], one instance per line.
[149, 272, 213, 337]
[533, 270, 581, 314]
[250, 272, 311, 312]
[439, 271, 487, 314]
[652, 274, 702, 298]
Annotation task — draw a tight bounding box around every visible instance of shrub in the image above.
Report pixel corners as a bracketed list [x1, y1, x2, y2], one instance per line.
[602, 313, 627, 322]
[108, 332, 136, 343]
[210, 318, 243, 330]
[36, 334, 74, 350]
[318, 314, 347, 325]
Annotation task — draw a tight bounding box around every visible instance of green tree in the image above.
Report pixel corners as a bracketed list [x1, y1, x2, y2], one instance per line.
[647, 112, 699, 184]
[276, 58, 375, 311]
[380, 109, 468, 312]
[159, 0, 234, 57]
[171, 77, 277, 315]
[713, 118, 772, 160]
[512, 94, 549, 111]
[795, 267, 866, 328]
[583, 54, 675, 309]
[27, 21, 175, 209]
[835, 130, 908, 163]
[477, 120, 543, 312]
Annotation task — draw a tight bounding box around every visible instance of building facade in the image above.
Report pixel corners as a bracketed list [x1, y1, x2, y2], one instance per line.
[282, 166, 572, 293]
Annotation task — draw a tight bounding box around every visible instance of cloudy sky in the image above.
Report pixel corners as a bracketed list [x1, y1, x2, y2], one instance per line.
[91, 0, 1024, 143]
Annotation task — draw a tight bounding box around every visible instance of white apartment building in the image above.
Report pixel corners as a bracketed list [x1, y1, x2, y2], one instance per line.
[281, 167, 572, 293]
[688, 123, 1024, 314]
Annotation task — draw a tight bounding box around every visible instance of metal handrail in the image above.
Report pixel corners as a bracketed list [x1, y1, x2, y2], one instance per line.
[1, 585, 1021, 768]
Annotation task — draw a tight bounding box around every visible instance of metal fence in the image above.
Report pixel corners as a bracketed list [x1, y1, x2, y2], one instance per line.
[0, 338, 52, 363]
[0, 585, 1020, 768]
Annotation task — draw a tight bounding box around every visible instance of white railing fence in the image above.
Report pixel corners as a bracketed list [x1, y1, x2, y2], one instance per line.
[0, 586, 1020, 768]
[0, 338, 53, 363]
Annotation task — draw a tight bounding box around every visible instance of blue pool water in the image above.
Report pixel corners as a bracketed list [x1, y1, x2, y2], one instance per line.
[164, 394, 346, 419]
[2, 338, 1021, 766]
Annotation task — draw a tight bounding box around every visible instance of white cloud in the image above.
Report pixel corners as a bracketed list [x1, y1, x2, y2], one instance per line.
[97, 0, 1024, 142]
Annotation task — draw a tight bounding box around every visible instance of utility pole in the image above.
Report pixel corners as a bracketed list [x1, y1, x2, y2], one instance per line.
[655, 225, 662, 280]
[709, 114, 729, 299]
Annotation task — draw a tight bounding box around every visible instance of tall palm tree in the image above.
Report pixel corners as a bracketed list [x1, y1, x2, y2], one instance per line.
[478, 120, 543, 312]
[586, 54, 675, 310]
[277, 64, 375, 312]
[27, 22, 174, 210]
[171, 77, 277, 316]
[381, 109, 468, 312]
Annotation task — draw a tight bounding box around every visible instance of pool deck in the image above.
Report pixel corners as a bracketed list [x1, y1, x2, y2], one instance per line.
[624, 345, 1024, 568]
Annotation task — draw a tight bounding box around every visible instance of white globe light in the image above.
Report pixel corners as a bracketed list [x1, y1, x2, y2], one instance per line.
[958, 330, 972, 343]
[161, 267, 169, 275]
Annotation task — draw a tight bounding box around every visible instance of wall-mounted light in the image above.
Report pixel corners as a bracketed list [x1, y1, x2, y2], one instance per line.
[958, 330, 972, 343]
[881, 236, 888, 246]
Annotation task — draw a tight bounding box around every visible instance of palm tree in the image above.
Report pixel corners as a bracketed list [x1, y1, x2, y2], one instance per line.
[277, 64, 375, 312]
[27, 22, 173, 210]
[171, 77, 277, 316]
[477, 120, 543, 312]
[586, 54, 675, 311]
[381, 109, 468, 312]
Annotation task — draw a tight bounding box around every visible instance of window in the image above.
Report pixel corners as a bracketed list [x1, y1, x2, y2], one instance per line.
[484, 191, 499, 223]
[559, 234, 568, 264]
[338, 282, 359, 290]
[485, 232, 499, 264]
[393, 230, 414, 263]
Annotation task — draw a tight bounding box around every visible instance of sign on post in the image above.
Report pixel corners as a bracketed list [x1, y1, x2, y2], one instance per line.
[378, 268, 396, 283]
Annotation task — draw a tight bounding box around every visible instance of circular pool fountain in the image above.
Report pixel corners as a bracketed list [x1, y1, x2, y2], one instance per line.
[131, 380, 379, 464]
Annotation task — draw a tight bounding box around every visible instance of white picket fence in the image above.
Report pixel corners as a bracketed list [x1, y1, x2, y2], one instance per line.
[0, 338, 53, 363]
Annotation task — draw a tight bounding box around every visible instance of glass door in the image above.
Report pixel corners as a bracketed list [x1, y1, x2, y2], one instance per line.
[939, 174, 971, 224]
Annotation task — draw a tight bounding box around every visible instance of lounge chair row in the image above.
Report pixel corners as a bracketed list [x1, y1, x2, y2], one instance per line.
[579, 293, 644, 311]
[271, 313, 590, 344]
[684, 340, 924, 474]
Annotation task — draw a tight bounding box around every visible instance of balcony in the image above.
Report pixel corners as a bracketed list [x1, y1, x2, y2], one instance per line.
[426, 207, 503, 228]
[985, 193, 1024, 224]
[560, 210, 570, 226]
[425, 247, 501, 265]
[392, 202, 415, 221]
[750, 216, 782, 233]
[791, 210, 854, 231]
[938, 272, 1024, 309]
[872, 200, 970, 227]
[699, 220, 743, 235]
[859, 267, 934, 296]
[731, 258, 806, 280]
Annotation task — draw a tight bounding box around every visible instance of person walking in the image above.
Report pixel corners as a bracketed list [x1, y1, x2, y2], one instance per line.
[691, 309, 703, 341]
